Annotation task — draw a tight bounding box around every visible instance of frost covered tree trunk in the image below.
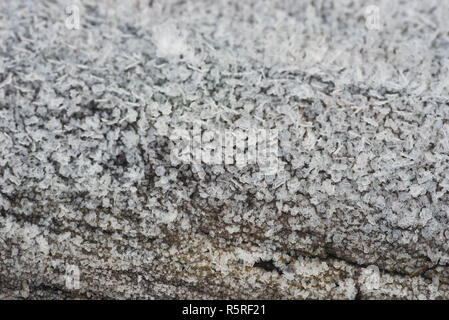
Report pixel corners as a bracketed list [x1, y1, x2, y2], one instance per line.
[1, 0, 449, 299]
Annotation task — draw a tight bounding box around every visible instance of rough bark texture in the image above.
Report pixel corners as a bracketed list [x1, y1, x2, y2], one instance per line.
[1, 0, 449, 299]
